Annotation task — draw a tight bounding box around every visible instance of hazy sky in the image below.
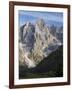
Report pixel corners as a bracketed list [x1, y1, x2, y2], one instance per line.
[19, 10, 63, 27]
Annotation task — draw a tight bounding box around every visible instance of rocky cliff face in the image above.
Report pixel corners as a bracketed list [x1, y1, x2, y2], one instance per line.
[50, 25, 63, 43]
[19, 19, 62, 68]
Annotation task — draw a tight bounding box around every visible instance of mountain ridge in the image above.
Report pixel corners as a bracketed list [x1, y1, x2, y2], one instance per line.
[19, 19, 62, 68]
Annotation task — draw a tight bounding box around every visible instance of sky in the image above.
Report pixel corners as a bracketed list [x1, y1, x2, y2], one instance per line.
[19, 10, 63, 27]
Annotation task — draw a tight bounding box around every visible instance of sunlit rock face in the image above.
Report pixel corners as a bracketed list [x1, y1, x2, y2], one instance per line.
[19, 19, 62, 68]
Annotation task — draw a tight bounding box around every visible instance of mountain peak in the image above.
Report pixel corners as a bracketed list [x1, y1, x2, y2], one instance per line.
[36, 18, 45, 30]
[26, 22, 32, 27]
[19, 19, 62, 68]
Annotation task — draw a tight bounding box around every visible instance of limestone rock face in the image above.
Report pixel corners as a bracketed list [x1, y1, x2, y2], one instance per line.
[19, 19, 62, 68]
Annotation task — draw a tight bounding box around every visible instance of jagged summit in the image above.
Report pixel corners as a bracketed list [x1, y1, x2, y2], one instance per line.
[36, 18, 45, 30]
[19, 19, 62, 68]
[26, 22, 32, 26]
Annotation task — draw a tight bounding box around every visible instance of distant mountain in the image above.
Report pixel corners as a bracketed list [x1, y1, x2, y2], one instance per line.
[19, 45, 63, 79]
[46, 20, 63, 27]
[19, 19, 62, 68]
[50, 25, 63, 43]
